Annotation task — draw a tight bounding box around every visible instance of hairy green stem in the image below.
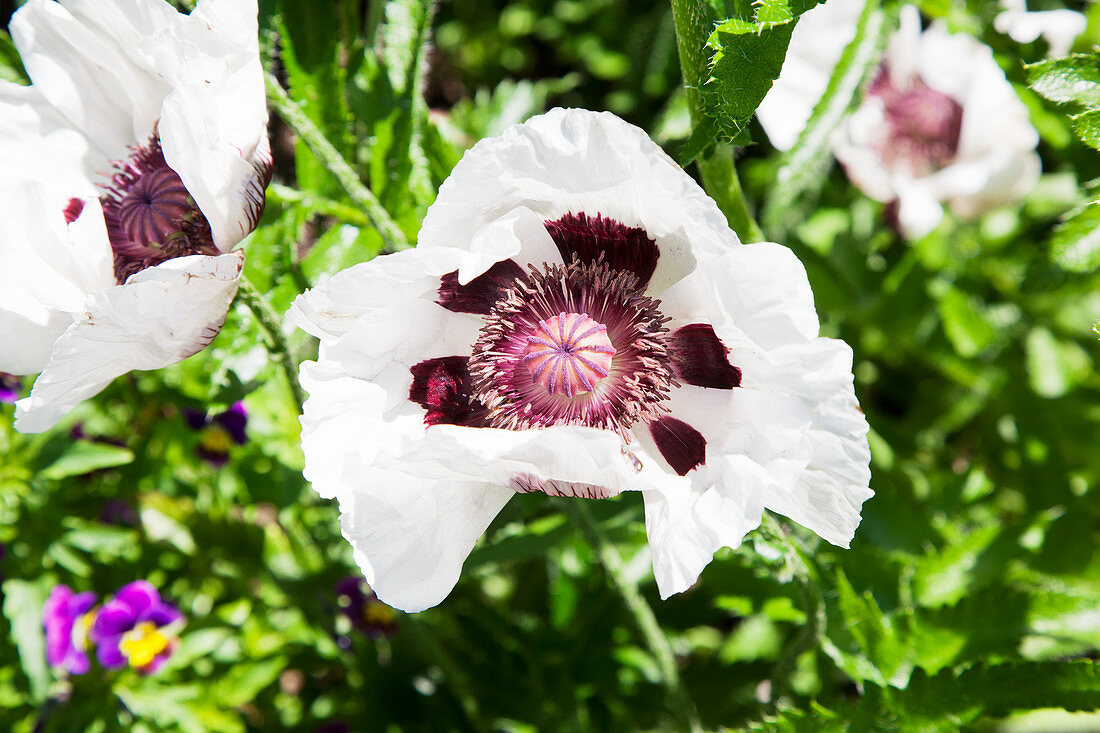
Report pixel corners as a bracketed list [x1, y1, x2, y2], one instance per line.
[570, 502, 703, 733]
[236, 277, 306, 415]
[698, 148, 765, 243]
[759, 513, 826, 706]
[669, 0, 764, 243]
[263, 71, 410, 250]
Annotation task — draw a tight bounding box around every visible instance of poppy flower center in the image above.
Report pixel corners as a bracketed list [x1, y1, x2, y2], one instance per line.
[523, 312, 616, 397]
[869, 66, 963, 174]
[96, 134, 218, 284]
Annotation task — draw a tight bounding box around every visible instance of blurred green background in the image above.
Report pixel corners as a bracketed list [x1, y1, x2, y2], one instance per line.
[3, 0, 1100, 730]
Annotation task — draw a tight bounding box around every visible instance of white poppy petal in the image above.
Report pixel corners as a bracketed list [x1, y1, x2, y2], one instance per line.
[10, 0, 167, 157]
[420, 107, 736, 294]
[338, 471, 514, 613]
[158, 0, 270, 250]
[14, 252, 243, 433]
[288, 246, 469, 342]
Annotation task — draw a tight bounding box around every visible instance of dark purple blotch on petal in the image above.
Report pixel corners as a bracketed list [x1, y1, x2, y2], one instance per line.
[665, 324, 742, 390]
[649, 416, 707, 476]
[437, 259, 525, 315]
[544, 212, 660, 289]
[409, 356, 485, 427]
[63, 198, 85, 224]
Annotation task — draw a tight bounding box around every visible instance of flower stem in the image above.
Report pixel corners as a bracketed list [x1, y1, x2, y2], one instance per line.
[668, 0, 764, 243]
[236, 277, 305, 415]
[263, 71, 410, 251]
[758, 513, 826, 706]
[570, 501, 703, 733]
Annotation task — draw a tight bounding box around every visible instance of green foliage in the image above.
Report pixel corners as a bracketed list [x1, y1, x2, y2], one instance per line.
[701, 0, 825, 141]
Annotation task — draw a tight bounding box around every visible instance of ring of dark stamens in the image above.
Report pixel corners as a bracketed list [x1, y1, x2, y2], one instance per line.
[468, 257, 674, 437]
[99, 134, 219, 284]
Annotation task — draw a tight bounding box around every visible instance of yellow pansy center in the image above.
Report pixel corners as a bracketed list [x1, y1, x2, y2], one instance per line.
[120, 622, 170, 669]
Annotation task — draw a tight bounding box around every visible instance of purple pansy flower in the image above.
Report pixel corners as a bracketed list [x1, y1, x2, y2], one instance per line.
[91, 580, 183, 674]
[0, 373, 21, 404]
[184, 401, 248, 466]
[335, 576, 398, 643]
[43, 584, 97, 675]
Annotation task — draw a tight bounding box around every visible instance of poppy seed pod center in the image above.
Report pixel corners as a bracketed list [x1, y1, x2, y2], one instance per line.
[522, 312, 616, 397]
[99, 135, 219, 284]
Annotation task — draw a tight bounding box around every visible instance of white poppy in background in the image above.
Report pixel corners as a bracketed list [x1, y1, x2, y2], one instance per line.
[994, 0, 1085, 58]
[758, 3, 1041, 238]
[0, 0, 271, 433]
[289, 108, 873, 613]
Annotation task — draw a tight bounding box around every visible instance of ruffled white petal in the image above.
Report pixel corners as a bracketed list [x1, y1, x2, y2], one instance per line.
[159, 0, 270, 250]
[338, 470, 514, 613]
[0, 183, 113, 374]
[288, 246, 469, 342]
[756, 0, 865, 151]
[643, 242, 872, 592]
[419, 108, 738, 295]
[14, 252, 243, 433]
[10, 0, 168, 159]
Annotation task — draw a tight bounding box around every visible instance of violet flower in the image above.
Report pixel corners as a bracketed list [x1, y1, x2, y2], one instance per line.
[91, 580, 183, 674]
[184, 401, 248, 466]
[335, 576, 398, 641]
[43, 584, 96, 675]
[0, 373, 21, 404]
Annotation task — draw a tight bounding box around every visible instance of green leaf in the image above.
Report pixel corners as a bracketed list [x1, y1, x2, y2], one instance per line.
[704, 18, 796, 139]
[701, 0, 830, 140]
[1026, 53, 1100, 108]
[938, 287, 996, 358]
[38, 441, 134, 480]
[1, 579, 50, 703]
[0, 31, 29, 84]
[1025, 326, 1092, 398]
[1071, 109, 1100, 150]
[211, 657, 286, 708]
[1050, 201, 1100, 272]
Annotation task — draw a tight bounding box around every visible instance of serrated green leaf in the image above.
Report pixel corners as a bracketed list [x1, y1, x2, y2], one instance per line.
[38, 441, 134, 480]
[701, 0, 828, 139]
[1071, 109, 1100, 150]
[1050, 201, 1100, 272]
[1026, 53, 1100, 108]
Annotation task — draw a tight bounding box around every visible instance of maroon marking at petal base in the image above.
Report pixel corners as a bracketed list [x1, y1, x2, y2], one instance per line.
[437, 259, 526, 315]
[649, 416, 706, 476]
[409, 356, 485, 427]
[544, 212, 659, 289]
[665, 324, 741, 389]
[63, 198, 85, 224]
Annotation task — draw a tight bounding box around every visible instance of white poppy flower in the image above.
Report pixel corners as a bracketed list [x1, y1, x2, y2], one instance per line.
[0, 0, 271, 432]
[289, 108, 873, 613]
[994, 0, 1085, 58]
[758, 3, 1040, 238]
